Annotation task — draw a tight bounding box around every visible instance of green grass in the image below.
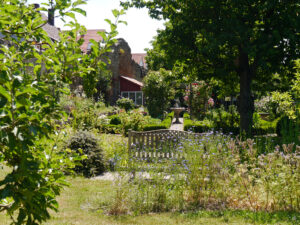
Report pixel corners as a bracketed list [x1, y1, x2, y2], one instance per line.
[0, 169, 298, 225]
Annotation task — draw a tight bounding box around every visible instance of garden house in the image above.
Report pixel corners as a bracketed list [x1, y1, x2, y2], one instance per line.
[119, 76, 144, 105]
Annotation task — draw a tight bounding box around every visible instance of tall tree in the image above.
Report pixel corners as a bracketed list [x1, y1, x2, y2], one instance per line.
[122, 0, 300, 134]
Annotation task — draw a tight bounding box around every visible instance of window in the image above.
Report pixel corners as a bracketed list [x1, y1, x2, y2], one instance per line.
[121, 91, 143, 105]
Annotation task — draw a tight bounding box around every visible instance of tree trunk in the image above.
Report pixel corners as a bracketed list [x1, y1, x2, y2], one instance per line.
[237, 48, 254, 135]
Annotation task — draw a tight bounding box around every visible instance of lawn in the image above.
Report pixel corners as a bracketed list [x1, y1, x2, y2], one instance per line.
[0, 171, 298, 225]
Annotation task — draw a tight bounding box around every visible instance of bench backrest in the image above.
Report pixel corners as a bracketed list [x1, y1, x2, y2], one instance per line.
[128, 129, 203, 160]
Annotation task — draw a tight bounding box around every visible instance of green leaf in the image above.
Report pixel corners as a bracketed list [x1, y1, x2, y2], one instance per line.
[118, 20, 128, 26]
[71, 8, 86, 17]
[112, 9, 119, 18]
[0, 85, 11, 102]
[72, 0, 87, 7]
[65, 12, 76, 20]
[16, 87, 38, 97]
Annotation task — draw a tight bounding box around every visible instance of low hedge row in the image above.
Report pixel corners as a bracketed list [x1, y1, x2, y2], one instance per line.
[184, 113, 280, 135]
[252, 117, 279, 135]
[143, 112, 174, 131]
[184, 114, 215, 133]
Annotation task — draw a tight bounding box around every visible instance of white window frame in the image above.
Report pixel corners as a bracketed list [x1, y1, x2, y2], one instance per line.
[121, 91, 143, 105]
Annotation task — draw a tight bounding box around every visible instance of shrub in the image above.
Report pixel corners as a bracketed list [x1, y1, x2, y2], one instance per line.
[206, 105, 239, 131]
[143, 69, 175, 118]
[109, 115, 121, 125]
[72, 109, 99, 130]
[64, 97, 112, 130]
[116, 98, 135, 111]
[119, 110, 149, 135]
[255, 96, 273, 114]
[67, 131, 105, 177]
[100, 124, 122, 134]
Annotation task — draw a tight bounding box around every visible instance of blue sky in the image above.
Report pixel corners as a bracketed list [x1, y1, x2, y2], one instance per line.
[27, 0, 165, 53]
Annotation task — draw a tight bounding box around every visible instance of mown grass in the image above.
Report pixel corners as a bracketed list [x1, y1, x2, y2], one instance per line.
[0, 170, 298, 225]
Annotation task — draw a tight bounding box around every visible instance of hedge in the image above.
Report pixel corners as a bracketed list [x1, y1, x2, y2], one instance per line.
[143, 111, 174, 131]
[184, 112, 280, 135]
[183, 116, 214, 133]
[252, 117, 279, 135]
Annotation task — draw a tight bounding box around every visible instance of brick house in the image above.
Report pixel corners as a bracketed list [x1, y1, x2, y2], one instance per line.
[80, 30, 147, 105]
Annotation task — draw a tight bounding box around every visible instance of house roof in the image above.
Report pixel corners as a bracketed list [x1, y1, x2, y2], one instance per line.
[120, 76, 143, 87]
[41, 13, 60, 41]
[79, 29, 105, 53]
[132, 53, 147, 69]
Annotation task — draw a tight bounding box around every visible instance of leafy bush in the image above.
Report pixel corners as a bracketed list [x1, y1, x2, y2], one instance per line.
[255, 96, 273, 114]
[100, 124, 122, 134]
[61, 97, 112, 130]
[67, 131, 105, 177]
[109, 115, 121, 125]
[143, 69, 175, 118]
[206, 105, 239, 131]
[72, 109, 99, 130]
[119, 110, 149, 135]
[270, 91, 295, 119]
[116, 98, 135, 111]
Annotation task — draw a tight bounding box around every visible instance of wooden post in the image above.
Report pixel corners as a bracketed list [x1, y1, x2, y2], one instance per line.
[128, 129, 132, 156]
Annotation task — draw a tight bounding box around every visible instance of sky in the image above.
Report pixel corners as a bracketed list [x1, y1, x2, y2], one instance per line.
[27, 0, 165, 53]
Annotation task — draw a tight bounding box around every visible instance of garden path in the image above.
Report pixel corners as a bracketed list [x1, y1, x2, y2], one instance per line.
[169, 118, 184, 131]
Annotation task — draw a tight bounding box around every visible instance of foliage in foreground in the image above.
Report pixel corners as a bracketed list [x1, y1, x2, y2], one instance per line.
[109, 133, 300, 215]
[0, 0, 124, 224]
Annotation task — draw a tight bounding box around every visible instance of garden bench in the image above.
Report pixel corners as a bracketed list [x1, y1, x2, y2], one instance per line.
[128, 129, 203, 161]
[126, 129, 204, 181]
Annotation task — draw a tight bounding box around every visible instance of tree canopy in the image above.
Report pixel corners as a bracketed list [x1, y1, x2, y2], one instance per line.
[122, 0, 300, 134]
